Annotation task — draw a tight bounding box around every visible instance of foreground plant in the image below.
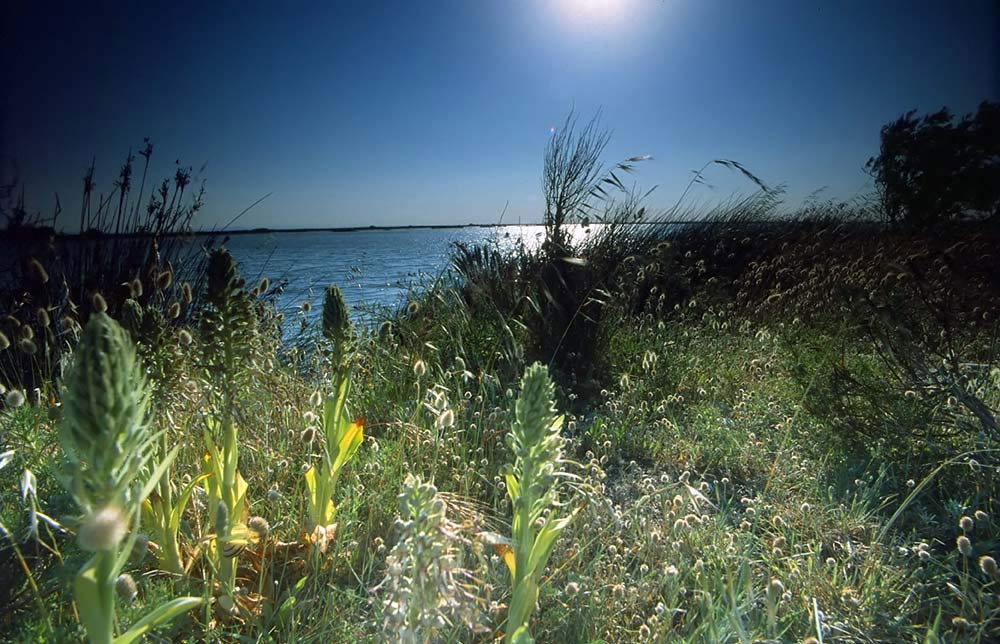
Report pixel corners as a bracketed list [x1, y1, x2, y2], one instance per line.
[503, 363, 578, 644]
[59, 313, 201, 644]
[377, 474, 483, 643]
[200, 249, 255, 592]
[304, 285, 363, 544]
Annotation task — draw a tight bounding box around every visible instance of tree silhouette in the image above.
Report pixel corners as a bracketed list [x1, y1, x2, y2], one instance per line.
[866, 101, 999, 226]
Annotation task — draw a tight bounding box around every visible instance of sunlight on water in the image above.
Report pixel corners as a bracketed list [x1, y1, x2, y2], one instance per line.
[222, 224, 599, 326]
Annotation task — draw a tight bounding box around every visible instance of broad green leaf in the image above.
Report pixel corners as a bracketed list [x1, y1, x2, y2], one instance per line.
[331, 418, 364, 475]
[113, 597, 203, 644]
[74, 555, 111, 644]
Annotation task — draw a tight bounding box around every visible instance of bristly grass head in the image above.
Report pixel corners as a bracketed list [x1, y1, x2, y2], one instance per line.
[59, 312, 152, 513]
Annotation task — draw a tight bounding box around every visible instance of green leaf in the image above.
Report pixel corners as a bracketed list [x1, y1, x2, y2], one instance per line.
[74, 555, 112, 644]
[330, 418, 364, 476]
[112, 597, 203, 644]
[168, 472, 212, 534]
[505, 473, 520, 503]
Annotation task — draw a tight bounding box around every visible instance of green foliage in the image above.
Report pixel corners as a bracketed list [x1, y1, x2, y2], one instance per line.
[504, 363, 579, 643]
[56, 313, 201, 644]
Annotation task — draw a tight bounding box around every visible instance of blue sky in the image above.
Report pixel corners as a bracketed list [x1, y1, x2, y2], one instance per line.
[4, 1, 997, 230]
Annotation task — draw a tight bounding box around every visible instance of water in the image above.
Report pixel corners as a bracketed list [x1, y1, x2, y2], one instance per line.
[220, 225, 552, 320]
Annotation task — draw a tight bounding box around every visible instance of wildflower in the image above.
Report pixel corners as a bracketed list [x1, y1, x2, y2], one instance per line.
[5, 389, 25, 408]
[639, 624, 650, 639]
[413, 359, 426, 378]
[959, 515, 974, 533]
[951, 616, 970, 631]
[974, 510, 989, 523]
[267, 488, 282, 503]
[773, 536, 787, 550]
[957, 535, 973, 557]
[181, 282, 193, 304]
[309, 390, 323, 407]
[301, 426, 318, 442]
[257, 278, 270, 294]
[565, 581, 580, 597]
[0, 331, 8, 350]
[128, 278, 143, 298]
[918, 549, 930, 562]
[406, 301, 419, 316]
[92, 292, 108, 313]
[168, 302, 181, 319]
[78, 505, 128, 551]
[115, 573, 138, 603]
[36, 307, 50, 328]
[906, 479, 915, 488]
[301, 301, 312, 312]
[178, 329, 193, 345]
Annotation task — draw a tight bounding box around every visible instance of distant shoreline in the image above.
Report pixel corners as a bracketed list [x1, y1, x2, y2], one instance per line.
[205, 222, 530, 236]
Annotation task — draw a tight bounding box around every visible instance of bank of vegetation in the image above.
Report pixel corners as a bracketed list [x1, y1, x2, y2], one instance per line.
[1, 106, 998, 642]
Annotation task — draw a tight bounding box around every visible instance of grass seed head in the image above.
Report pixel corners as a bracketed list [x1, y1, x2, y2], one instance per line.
[78, 505, 128, 551]
[5, 389, 26, 408]
[959, 515, 974, 533]
[248, 516, 270, 538]
[115, 573, 138, 603]
[957, 535, 973, 557]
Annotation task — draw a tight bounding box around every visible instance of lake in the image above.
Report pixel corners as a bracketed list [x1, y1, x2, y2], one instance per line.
[220, 225, 553, 321]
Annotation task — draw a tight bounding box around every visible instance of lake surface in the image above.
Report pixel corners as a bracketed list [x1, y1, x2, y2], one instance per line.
[221, 225, 552, 321]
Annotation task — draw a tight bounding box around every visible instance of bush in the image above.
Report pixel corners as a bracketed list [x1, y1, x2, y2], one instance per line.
[866, 101, 1000, 226]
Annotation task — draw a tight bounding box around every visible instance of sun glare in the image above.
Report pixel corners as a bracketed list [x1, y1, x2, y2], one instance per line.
[551, 0, 635, 30]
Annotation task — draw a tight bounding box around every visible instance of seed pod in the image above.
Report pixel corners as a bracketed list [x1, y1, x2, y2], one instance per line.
[92, 292, 108, 313]
[36, 307, 51, 328]
[168, 302, 181, 319]
[19, 324, 34, 341]
[0, 330, 9, 351]
[181, 282, 193, 305]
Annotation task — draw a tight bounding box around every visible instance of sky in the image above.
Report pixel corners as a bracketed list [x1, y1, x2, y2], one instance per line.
[3, 1, 998, 231]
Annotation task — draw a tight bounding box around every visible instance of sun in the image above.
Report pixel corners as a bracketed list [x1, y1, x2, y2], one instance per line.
[550, 0, 635, 29]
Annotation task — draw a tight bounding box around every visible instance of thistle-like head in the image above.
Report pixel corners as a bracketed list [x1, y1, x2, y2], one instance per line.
[60, 312, 151, 510]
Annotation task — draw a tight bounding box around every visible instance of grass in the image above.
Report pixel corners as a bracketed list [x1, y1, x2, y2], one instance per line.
[2, 134, 999, 642]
